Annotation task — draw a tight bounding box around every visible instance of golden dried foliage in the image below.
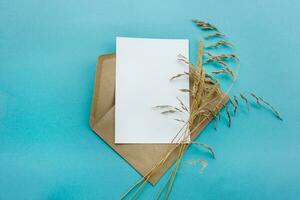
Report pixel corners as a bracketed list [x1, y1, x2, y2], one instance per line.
[121, 19, 282, 200]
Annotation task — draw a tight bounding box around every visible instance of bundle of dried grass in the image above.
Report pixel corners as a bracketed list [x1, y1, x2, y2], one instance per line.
[120, 19, 282, 200]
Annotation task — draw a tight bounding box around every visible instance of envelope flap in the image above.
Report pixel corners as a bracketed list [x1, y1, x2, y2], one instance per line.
[90, 54, 116, 127]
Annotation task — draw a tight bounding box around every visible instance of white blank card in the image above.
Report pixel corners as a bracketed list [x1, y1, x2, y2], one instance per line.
[115, 37, 189, 143]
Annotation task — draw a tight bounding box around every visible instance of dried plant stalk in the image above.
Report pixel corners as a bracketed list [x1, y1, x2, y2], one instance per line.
[212, 67, 236, 79]
[191, 141, 216, 159]
[225, 105, 232, 127]
[170, 72, 189, 80]
[240, 93, 250, 111]
[121, 19, 281, 200]
[193, 19, 219, 31]
[205, 54, 240, 63]
[251, 93, 282, 120]
[205, 40, 234, 49]
[205, 32, 225, 39]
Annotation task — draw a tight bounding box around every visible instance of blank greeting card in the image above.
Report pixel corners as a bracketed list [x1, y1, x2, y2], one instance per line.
[115, 37, 189, 143]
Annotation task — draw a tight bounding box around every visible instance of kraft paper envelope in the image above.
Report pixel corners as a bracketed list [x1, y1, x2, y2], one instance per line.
[89, 53, 228, 185]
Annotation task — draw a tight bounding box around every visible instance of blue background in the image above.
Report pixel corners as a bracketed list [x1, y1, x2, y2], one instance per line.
[1, 0, 299, 199]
